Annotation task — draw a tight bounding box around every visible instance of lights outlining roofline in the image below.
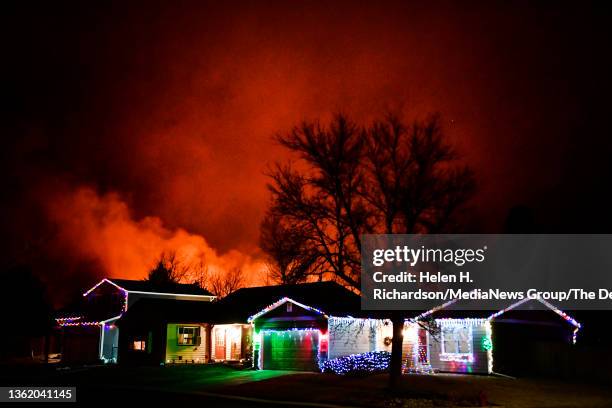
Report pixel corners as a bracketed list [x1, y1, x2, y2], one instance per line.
[55, 316, 83, 322]
[83, 278, 215, 299]
[83, 278, 126, 296]
[58, 320, 102, 327]
[82, 278, 215, 313]
[487, 296, 531, 320]
[410, 298, 460, 322]
[247, 297, 328, 323]
[126, 290, 215, 299]
[57, 314, 122, 328]
[412, 295, 581, 336]
[487, 297, 581, 344]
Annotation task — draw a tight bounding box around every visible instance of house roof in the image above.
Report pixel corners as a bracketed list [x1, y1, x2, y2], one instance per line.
[104, 278, 214, 297]
[116, 298, 216, 326]
[214, 281, 368, 323]
[414, 297, 581, 329]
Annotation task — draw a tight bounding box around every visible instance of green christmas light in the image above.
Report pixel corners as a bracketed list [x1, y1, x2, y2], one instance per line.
[481, 336, 493, 351]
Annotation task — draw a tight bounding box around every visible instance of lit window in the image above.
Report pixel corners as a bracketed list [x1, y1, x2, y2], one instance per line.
[178, 326, 200, 346]
[440, 325, 473, 362]
[132, 340, 146, 351]
[286, 302, 293, 312]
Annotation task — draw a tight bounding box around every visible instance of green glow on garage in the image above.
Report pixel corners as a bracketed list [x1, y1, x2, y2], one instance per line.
[262, 329, 320, 371]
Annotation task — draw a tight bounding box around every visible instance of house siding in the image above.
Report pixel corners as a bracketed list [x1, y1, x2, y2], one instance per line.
[328, 317, 392, 359]
[165, 323, 208, 363]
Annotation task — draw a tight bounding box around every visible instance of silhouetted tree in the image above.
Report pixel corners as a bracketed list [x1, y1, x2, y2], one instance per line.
[259, 211, 321, 284]
[209, 267, 244, 298]
[266, 113, 475, 387]
[268, 114, 369, 288]
[145, 251, 190, 288]
[187, 257, 209, 290]
[363, 113, 475, 387]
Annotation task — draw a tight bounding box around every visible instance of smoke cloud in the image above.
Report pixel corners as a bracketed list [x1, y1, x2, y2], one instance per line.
[44, 186, 265, 287]
[4, 1, 610, 305]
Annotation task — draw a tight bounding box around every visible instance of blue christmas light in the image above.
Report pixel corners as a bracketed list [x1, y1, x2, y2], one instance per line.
[319, 351, 391, 375]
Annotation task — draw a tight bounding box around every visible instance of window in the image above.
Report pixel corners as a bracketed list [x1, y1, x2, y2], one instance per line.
[132, 340, 146, 351]
[286, 302, 293, 312]
[178, 326, 200, 346]
[440, 325, 472, 362]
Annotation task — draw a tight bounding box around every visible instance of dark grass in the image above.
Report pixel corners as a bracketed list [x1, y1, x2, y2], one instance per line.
[2, 364, 612, 407]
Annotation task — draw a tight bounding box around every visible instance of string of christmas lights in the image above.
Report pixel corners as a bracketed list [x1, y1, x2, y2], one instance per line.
[247, 297, 328, 322]
[319, 351, 391, 374]
[58, 320, 104, 327]
[55, 316, 83, 322]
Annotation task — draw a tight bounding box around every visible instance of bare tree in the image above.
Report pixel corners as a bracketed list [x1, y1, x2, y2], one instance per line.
[259, 211, 321, 284]
[363, 114, 476, 385]
[146, 250, 211, 291]
[268, 114, 371, 288]
[209, 267, 245, 298]
[182, 254, 210, 290]
[145, 251, 190, 287]
[266, 112, 475, 387]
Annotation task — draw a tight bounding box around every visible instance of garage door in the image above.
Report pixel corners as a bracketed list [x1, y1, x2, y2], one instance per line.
[263, 330, 319, 371]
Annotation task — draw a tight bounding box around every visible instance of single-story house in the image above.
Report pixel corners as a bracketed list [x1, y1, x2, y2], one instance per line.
[402, 297, 581, 375]
[57, 278, 582, 376]
[55, 278, 215, 364]
[215, 281, 392, 370]
[100, 281, 390, 369]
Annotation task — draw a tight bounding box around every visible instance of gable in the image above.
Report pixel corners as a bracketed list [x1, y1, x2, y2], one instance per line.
[259, 300, 324, 320]
[84, 279, 127, 297]
[83, 279, 128, 315]
[248, 297, 328, 322]
[221, 281, 363, 320]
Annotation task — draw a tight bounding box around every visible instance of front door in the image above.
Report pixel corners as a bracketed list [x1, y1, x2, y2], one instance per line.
[214, 329, 226, 360]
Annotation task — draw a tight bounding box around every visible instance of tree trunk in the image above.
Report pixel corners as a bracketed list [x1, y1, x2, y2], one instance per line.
[389, 314, 404, 389]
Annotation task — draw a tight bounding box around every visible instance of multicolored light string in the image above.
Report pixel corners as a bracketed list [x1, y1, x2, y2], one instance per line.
[319, 351, 391, 375]
[247, 297, 328, 323]
[487, 297, 581, 344]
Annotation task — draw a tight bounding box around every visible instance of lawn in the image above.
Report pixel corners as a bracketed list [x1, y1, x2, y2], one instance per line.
[1, 364, 292, 391]
[2, 364, 611, 407]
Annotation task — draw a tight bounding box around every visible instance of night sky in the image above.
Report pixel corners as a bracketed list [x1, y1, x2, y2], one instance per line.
[3, 0, 612, 304]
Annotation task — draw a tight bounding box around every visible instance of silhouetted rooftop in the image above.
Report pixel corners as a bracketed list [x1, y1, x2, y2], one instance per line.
[215, 281, 374, 323]
[116, 298, 216, 325]
[108, 278, 214, 296]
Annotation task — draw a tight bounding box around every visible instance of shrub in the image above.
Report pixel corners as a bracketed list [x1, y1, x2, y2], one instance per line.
[319, 351, 391, 375]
